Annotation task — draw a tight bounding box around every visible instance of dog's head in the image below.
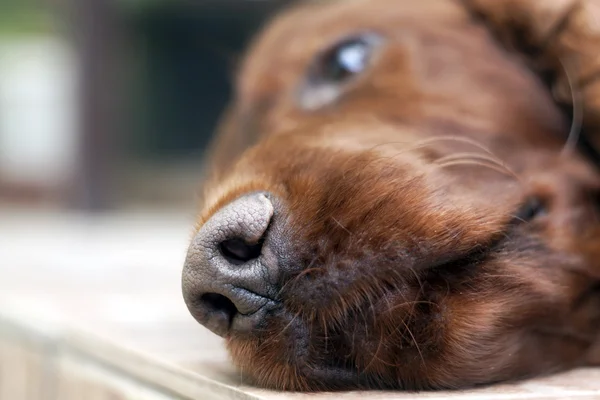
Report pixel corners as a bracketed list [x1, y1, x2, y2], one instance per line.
[182, 0, 600, 391]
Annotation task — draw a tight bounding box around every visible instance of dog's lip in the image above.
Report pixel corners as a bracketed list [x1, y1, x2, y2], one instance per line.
[424, 215, 522, 273]
[427, 198, 539, 273]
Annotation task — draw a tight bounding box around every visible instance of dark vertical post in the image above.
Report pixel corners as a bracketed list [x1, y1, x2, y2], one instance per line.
[69, 0, 123, 211]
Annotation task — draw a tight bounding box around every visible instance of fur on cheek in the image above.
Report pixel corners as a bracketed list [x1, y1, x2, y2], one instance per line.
[227, 337, 313, 391]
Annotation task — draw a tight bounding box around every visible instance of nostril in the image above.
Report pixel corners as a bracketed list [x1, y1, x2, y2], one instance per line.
[182, 193, 277, 336]
[219, 238, 263, 265]
[199, 292, 238, 321]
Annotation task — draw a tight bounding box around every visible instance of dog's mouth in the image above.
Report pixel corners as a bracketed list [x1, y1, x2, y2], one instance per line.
[183, 110, 600, 391]
[184, 134, 600, 391]
[219, 192, 551, 391]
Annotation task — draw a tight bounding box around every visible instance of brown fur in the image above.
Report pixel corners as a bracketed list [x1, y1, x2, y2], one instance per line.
[193, 0, 600, 391]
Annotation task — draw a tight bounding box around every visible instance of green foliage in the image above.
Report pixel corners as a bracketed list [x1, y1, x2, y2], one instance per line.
[1, 0, 37, 9]
[0, 0, 58, 36]
[0, 13, 57, 36]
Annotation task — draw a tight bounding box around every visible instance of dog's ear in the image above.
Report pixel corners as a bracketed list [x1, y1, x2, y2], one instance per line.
[462, 1, 600, 363]
[462, 0, 600, 151]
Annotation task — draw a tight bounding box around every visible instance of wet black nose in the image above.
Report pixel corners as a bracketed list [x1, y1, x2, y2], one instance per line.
[182, 193, 279, 337]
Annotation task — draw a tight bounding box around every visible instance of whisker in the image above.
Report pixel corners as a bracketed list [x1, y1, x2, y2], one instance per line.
[364, 135, 499, 157]
[383, 300, 436, 314]
[364, 330, 386, 371]
[322, 313, 329, 353]
[271, 310, 303, 344]
[405, 265, 426, 318]
[331, 216, 353, 236]
[353, 135, 521, 186]
[434, 152, 521, 182]
[558, 57, 583, 157]
[277, 263, 323, 297]
[399, 317, 426, 368]
[412, 135, 498, 156]
[435, 159, 518, 179]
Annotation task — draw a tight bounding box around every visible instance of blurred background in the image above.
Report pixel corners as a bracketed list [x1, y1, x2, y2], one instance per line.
[0, 2, 300, 397]
[0, 0, 293, 213]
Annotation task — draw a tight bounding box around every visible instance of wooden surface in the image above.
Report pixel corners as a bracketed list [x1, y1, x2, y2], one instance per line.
[1, 209, 600, 400]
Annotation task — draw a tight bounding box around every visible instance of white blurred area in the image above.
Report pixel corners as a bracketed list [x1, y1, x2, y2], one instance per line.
[0, 37, 78, 189]
[0, 5, 286, 398]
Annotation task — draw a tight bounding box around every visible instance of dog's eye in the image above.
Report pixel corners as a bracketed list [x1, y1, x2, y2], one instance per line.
[514, 197, 546, 223]
[312, 36, 376, 83]
[298, 33, 382, 110]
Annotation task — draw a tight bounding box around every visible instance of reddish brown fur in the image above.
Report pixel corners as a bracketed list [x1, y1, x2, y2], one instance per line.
[193, 0, 600, 391]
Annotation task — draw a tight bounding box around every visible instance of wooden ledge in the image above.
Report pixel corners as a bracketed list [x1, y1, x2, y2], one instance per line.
[1, 210, 599, 400]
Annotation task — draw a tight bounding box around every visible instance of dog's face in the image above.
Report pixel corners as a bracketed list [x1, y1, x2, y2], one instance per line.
[182, 0, 600, 391]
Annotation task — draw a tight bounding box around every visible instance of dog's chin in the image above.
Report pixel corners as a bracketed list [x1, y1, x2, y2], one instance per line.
[226, 332, 376, 392]
[223, 278, 436, 392]
[222, 295, 371, 391]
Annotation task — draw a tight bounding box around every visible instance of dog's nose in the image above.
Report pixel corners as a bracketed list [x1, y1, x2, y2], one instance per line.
[182, 193, 279, 337]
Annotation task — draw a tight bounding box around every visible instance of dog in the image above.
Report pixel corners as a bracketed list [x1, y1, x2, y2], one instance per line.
[182, 0, 600, 391]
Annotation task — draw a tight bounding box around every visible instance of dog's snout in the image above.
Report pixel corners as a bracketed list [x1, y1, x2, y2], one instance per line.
[182, 193, 279, 337]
